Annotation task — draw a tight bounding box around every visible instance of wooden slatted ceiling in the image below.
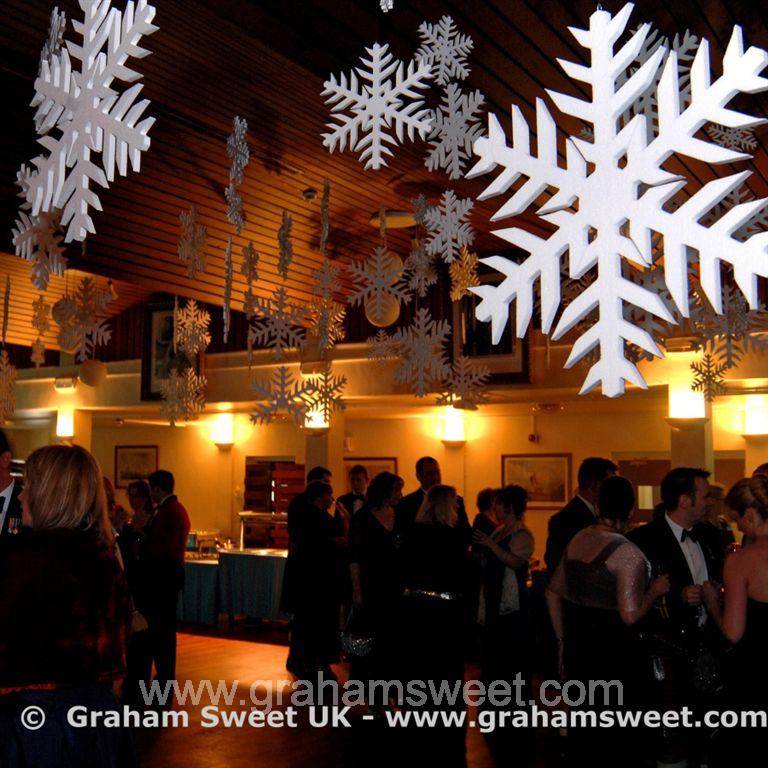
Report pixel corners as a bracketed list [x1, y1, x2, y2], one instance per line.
[1, 0, 767, 340]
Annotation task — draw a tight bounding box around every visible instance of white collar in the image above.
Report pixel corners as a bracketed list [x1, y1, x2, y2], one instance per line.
[0, 478, 15, 501]
[665, 513, 692, 542]
[159, 494, 173, 507]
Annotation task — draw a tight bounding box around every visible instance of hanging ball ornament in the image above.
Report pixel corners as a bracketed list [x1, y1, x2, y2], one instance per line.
[365, 293, 401, 327]
[51, 296, 76, 326]
[78, 359, 107, 387]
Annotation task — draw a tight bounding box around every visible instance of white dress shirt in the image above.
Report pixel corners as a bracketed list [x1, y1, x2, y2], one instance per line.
[665, 513, 708, 624]
[0, 478, 15, 533]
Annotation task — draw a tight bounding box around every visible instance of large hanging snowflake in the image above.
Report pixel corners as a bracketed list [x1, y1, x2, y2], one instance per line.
[309, 261, 346, 355]
[322, 43, 433, 170]
[175, 299, 211, 360]
[304, 365, 347, 424]
[690, 354, 728, 402]
[248, 287, 307, 360]
[706, 124, 757, 152]
[178, 206, 207, 279]
[449, 245, 480, 302]
[436, 356, 490, 409]
[56, 277, 113, 362]
[467, 3, 768, 398]
[392, 308, 451, 397]
[416, 15, 473, 86]
[425, 83, 485, 180]
[160, 368, 207, 426]
[347, 246, 410, 325]
[0, 351, 16, 424]
[425, 190, 474, 263]
[21, 0, 158, 242]
[403, 240, 438, 298]
[250, 366, 316, 426]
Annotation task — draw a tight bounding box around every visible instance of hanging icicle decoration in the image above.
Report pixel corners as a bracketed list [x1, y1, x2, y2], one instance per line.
[2, 276, 9, 346]
[319, 178, 330, 256]
[223, 236, 233, 343]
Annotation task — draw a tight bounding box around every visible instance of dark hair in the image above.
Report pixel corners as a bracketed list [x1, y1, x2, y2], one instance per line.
[660, 467, 710, 512]
[148, 469, 174, 494]
[366, 472, 403, 509]
[577, 457, 618, 489]
[753, 463, 768, 478]
[476, 487, 495, 514]
[349, 464, 368, 480]
[726, 476, 768, 519]
[598, 475, 635, 522]
[307, 466, 331, 483]
[415, 456, 439, 478]
[0, 429, 11, 456]
[128, 479, 151, 499]
[493, 485, 528, 519]
[305, 480, 333, 503]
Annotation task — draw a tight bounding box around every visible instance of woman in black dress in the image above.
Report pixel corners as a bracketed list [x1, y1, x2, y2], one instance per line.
[703, 476, 768, 766]
[348, 471, 404, 697]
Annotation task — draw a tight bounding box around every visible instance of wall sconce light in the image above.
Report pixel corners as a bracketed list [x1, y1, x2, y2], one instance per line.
[441, 407, 466, 447]
[666, 382, 707, 431]
[304, 409, 329, 436]
[54, 376, 78, 393]
[743, 394, 768, 438]
[56, 407, 75, 439]
[211, 412, 234, 448]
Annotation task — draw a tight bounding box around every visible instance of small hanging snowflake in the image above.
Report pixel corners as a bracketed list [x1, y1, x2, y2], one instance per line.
[313, 261, 342, 300]
[705, 124, 757, 152]
[392, 307, 451, 397]
[31, 338, 46, 368]
[22, 0, 158, 242]
[160, 368, 207, 426]
[304, 365, 347, 424]
[56, 277, 113, 362]
[250, 366, 316, 426]
[690, 354, 729, 402]
[0, 351, 16, 424]
[248, 287, 308, 360]
[449, 246, 480, 302]
[425, 83, 485, 180]
[412, 194, 429, 228]
[416, 15, 473, 86]
[223, 236, 233, 343]
[404, 240, 438, 298]
[178, 206, 207, 279]
[175, 299, 211, 360]
[38, 6, 66, 79]
[319, 179, 331, 256]
[227, 116, 250, 184]
[347, 246, 410, 324]
[367, 329, 399, 364]
[436, 356, 491, 409]
[225, 184, 245, 234]
[241, 241, 259, 315]
[322, 43, 433, 170]
[278, 210, 293, 279]
[425, 190, 474, 264]
[380, 0, 394, 12]
[32, 295, 51, 337]
[308, 299, 346, 357]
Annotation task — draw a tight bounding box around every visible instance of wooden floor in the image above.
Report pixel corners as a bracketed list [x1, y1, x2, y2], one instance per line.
[132, 631, 553, 767]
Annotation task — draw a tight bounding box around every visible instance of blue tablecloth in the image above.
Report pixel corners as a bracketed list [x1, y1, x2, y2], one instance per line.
[177, 560, 219, 625]
[218, 549, 289, 621]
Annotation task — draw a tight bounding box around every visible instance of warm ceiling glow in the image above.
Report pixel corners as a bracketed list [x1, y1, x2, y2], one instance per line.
[744, 395, 768, 436]
[441, 407, 466, 445]
[668, 386, 705, 419]
[211, 412, 234, 446]
[56, 407, 75, 438]
[304, 409, 329, 431]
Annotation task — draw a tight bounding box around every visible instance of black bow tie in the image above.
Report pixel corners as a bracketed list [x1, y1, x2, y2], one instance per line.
[681, 528, 699, 543]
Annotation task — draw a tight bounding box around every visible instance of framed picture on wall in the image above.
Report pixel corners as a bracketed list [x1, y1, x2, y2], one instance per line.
[501, 453, 572, 508]
[343, 457, 398, 490]
[115, 445, 159, 489]
[140, 300, 200, 400]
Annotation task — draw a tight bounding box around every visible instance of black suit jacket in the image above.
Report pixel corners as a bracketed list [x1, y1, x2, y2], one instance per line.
[627, 516, 724, 645]
[544, 496, 594, 575]
[0, 480, 23, 539]
[395, 488, 471, 547]
[337, 492, 366, 516]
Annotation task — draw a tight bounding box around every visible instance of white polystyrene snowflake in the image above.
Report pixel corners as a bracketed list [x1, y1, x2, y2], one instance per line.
[706, 124, 757, 152]
[705, 189, 768, 243]
[31, 338, 46, 368]
[624, 266, 679, 362]
[223, 236, 233, 343]
[175, 299, 211, 360]
[322, 43, 433, 170]
[404, 240, 438, 298]
[278, 210, 293, 279]
[425, 83, 485, 180]
[392, 307, 451, 397]
[32, 295, 51, 336]
[467, 3, 768, 398]
[380, 0, 394, 12]
[227, 116, 250, 184]
[313, 261, 342, 300]
[308, 299, 346, 356]
[367, 329, 399, 364]
[22, 0, 158, 242]
[0, 351, 16, 424]
[411, 194, 429, 227]
[225, 184, 245, 234]
[436, 356, 490, 409]
[160, 368, 206, 426]
[56, 277, 113, 362]
[347, 246, 410, 324]
[250, 366, 316, 426]
[178, 206, 207, 279]
[416, 15, 473, 86]
[39, 7, 67, 81]
[425, 189, 474, 263]
[304, 365, 347, 424]
[690, 353, 729, 402]
[248, 287, 307, 360]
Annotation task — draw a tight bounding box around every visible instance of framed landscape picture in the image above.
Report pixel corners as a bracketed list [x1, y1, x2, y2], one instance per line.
[501, 453, 572, 508]
[343, 457, 398, 491]
[115, 445, 159, 489]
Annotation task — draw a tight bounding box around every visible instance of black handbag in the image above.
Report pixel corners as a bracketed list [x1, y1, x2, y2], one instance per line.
[340, 608, 374, 658]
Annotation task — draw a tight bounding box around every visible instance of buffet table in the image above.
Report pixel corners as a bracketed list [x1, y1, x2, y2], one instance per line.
[177, 549, 288, 626]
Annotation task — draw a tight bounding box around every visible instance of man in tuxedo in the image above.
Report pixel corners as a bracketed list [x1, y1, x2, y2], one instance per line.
[0, 430, 22, 540]
[396, 456, 471, 546]
[337, 464, 368, 516]
[544, 457, 617, 574]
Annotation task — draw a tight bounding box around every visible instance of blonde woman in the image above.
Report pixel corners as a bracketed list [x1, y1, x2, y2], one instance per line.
[0, 445, 133, 768]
